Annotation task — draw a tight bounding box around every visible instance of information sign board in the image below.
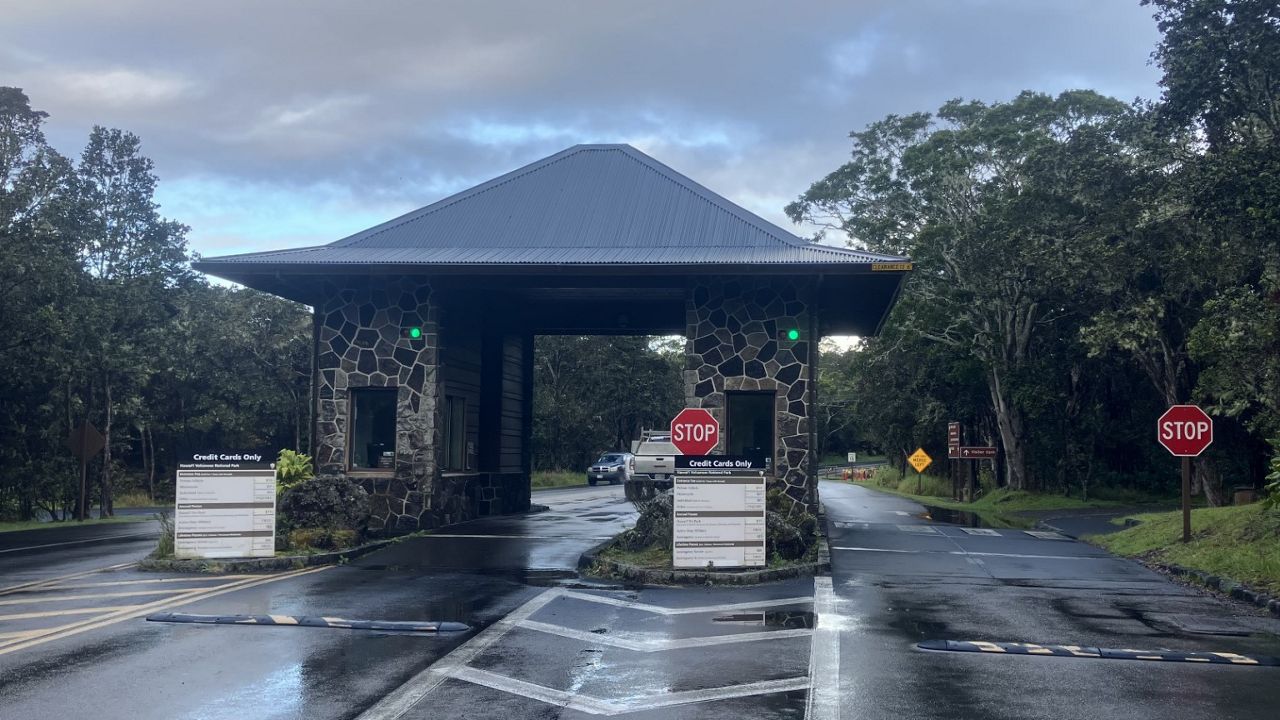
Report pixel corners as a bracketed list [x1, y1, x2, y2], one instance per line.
[672, 455, 766, 569]
[175, 450, 276, 559]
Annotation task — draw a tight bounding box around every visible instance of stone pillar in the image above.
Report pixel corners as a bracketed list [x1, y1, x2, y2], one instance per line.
[314, 276, 440, 533]
[685, 277, 815, 515]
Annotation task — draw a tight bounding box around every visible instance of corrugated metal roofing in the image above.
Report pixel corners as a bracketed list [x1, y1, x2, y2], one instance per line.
[196, 144, 906, 269]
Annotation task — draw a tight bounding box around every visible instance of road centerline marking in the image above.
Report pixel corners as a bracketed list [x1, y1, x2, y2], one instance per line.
[0, 562, 137, 596]
[0, 565, 330, 656]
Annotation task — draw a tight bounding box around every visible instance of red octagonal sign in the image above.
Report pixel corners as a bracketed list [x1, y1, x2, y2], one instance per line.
[1157, 405, 1214, 457]
[670, 408, 719, 455]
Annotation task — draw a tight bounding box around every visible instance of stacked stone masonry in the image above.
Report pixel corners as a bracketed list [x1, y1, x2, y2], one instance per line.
[684, 277, 815, 515]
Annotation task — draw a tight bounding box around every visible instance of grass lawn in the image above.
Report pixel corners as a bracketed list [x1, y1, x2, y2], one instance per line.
[0, 515, 152, 533]
[532, 470, 589, 490]
[1089, 503, 1280, 595]
[114, 490, 166, 508]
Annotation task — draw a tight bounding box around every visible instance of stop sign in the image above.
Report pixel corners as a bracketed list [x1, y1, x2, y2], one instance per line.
[1157, 405, 1213, 457]
[670, 408, 719, 455]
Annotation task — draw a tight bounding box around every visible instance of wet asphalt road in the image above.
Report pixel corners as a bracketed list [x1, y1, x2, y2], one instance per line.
[2, 481, 1278, 719]
[0, 485, 636, 719]
[822, 481, 1280, 720]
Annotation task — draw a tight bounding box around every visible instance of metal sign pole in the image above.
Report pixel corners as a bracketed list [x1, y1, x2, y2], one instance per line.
[79, 429, 88, 522]
[1181, 457, 1191, 543]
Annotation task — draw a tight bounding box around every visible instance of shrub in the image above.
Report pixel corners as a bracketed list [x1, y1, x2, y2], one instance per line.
[871, 466, 903, 488]
[276, 449, 314, 494]
[896, 473, 952, 498]
[1265, 437, 1280, 510]
[152, 511, 175, 558]
[278, 474, 370, 538]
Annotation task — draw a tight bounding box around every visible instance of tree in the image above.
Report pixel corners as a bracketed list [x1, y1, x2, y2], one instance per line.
[0, 87, 83, 520]
[74, 126, 191, 516]
[789, 91, 1133, 490]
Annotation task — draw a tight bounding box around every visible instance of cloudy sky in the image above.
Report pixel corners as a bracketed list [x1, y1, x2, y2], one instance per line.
[2, 1, 1164, 260]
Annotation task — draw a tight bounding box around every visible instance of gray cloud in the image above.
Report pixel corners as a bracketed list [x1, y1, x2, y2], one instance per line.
[1, 0, 1163, 253]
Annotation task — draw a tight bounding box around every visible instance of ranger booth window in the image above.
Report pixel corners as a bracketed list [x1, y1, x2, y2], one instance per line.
[350, 388, 396, 470]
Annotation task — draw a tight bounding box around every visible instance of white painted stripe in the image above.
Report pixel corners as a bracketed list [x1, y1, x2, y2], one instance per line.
[559, 590, 813, 616]
[805, 576, 840, 720]
[959, 528, 1001, 536]
[638, 676, 811, 712]
[1024, 531, 1069, 540]
[0, 532, 156, 554]
[355, 588, 564, 720]
[452, 666, 810, 716]
[830, 546, 1109, 561]
[450, 666, 616, 715]
[896, 525, 938, 534]
[893, 511, 909, 516]
[518, 619, 811, 651]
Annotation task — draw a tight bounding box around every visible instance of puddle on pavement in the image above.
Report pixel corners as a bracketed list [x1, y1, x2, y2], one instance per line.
[888, 612, 949, 640]
[713, 610, 816, 629]
[919, 504, 1031, 529]
[920, 505, 991, 527]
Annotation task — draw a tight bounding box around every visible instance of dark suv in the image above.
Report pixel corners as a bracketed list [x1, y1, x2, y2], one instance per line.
[587, 453, 632, 486]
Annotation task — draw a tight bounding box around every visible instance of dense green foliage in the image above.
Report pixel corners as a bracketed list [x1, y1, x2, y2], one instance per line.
[533, 335, 684, 471]
[0, 88, 311, 521]
[802, 0, 1279, 503]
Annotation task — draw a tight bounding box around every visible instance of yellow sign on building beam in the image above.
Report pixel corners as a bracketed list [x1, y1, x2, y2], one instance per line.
[908, 448, 933, 474]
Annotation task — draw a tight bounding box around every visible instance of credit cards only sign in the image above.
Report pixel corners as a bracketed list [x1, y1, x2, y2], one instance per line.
[673, 455, 766, 569]
[175, 451, 276, 559]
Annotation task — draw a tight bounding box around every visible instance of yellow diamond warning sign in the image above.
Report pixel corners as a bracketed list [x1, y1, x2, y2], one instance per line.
[907, 448, 933, 474]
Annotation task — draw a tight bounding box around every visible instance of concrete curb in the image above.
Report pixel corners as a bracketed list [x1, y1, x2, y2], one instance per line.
[138, 538, 397, 574]
[1156, 563, 1280, 618]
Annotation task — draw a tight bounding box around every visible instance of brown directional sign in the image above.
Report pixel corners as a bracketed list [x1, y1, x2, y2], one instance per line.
[948, 422, 961, 458]
[958, 446, 996, 459]
[66, 421, 105, 460]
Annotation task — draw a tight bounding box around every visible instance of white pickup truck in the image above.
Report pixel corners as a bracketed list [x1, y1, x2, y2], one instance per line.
[629, 430, 678, 490]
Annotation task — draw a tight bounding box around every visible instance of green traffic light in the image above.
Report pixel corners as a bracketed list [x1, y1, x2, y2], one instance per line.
[787, 328, 800, 341]
[409, 327, 422, 339]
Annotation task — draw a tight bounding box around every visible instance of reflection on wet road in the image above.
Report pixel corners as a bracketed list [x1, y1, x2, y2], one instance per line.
[3, 481, 1279, 719]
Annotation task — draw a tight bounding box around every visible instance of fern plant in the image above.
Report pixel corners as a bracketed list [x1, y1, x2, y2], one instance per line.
[276, 449, 315, 494]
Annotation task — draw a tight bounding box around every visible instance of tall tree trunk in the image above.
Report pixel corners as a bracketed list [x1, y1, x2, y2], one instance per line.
[146, 424, 156, 500]
[987, 366, 1029, 491]
[100, 375, 114, 518]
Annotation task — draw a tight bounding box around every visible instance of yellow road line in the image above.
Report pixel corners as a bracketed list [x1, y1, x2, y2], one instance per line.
[37, 575, 258, 591]
[0, 588, 217, 606]
[0, 629, 44, 640]
[0, 605, 146, 621]
[0, 562, 137, 597]
[0, 566, 331, 657]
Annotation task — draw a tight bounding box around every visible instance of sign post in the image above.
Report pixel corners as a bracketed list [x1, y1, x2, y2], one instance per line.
[175, 451, 277, 559]
[1157, 405, 1214, 543]
[65, 421, 105, 521]
[908, 448, 932, 494]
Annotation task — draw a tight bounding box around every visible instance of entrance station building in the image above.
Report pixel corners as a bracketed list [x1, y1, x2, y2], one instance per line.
[195, 145, 909, 533]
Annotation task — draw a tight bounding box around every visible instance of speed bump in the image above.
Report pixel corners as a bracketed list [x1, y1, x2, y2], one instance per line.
[918, 639, 1278, 666]
[147, 612, 469, 633]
